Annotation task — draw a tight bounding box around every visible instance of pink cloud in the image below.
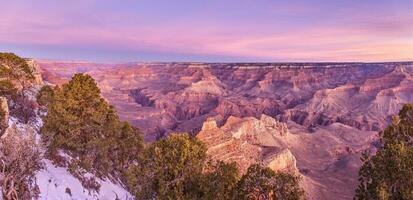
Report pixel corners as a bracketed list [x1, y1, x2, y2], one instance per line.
[1, 3, 412, 62]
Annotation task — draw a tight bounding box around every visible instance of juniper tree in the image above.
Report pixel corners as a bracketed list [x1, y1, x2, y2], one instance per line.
[36, 85, 55, 107]
[194, 160, 239, 200]
[126, 133, 207, 200]
[0, 53, 34, 100]
[0, 53, 34, 91]
[355, 104, 413, 200]
[41, 73, 144, 177]
[236, 164, 305, 200]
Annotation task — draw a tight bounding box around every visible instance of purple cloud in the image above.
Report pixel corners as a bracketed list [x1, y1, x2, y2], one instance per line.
[1, 0, 412, 62]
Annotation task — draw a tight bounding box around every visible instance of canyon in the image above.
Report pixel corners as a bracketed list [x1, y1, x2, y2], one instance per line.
[38, 61, 413, 200]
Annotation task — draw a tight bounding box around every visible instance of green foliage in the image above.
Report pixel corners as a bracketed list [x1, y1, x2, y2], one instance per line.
[36, 85, 55, 107]
[0, 53, 33, 103]
[194, 161, 239, 200]
[270, 171, 306, 200]
[127, 133, 207, 200]
[355, 104, 413, 200]
[0, 80, 18, 99]
[380, 104, 413, 145]
[236, 164, 276, 199]
[0, 52, 33, 80]
[236, 164, 305, 200]
[40, 73, 144, 177]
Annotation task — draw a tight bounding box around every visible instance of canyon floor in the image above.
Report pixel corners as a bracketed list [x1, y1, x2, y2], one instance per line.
[39, 61, 413, 200]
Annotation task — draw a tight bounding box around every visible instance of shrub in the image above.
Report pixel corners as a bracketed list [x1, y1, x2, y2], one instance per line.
[195, 161, 239, 200]
[236, 164, 305, 200]
[126, 133, 207, 200]
[0, 128, 43, 200]
[0, 80, 18, 99]
[36, 85, 55, 107]
[9, 95, 37, 124]
[0, 52, 33, 80]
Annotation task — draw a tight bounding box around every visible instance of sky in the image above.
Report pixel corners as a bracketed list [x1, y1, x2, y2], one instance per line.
[0, 0, 412, 62]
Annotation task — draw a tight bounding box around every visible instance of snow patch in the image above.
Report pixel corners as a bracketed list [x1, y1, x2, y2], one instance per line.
[36, 159, 132, 200]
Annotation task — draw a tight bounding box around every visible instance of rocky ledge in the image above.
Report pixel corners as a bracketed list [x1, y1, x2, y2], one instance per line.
[197, 114, 297, 174]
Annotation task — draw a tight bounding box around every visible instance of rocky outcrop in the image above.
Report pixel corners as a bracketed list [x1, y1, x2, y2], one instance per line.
[0, 57, 45, 135]
[0, 56, 44, 136]
[26, 60, 45, 86]
[0, 58, 43, 90]
[264, 149, 298, 174]
[197, 114, 296, 174]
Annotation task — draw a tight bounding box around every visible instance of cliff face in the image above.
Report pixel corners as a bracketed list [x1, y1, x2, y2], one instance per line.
[197, 114, 296, 174]
[0, 59, 44, 137]
[264, 149, 297, 174]
[280, 65, 413, 132]
[0, 58, 44, 139]
[26, 60, 45, 86]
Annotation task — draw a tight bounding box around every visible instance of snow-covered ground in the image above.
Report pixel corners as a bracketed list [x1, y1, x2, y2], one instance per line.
[36, 159, 132, 200]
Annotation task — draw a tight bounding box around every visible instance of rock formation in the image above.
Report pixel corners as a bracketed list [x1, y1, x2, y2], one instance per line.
[0, 58, 44, 136]
[264, 149, 298, 174]
[26, 60, 45, 86]
[197, 114, 297, 174]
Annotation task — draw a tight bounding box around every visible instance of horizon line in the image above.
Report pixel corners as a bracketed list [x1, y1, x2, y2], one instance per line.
[33, 58, 413, 65]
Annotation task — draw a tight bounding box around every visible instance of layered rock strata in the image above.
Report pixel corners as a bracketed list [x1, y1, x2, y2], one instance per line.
[197, 114, 297, 174]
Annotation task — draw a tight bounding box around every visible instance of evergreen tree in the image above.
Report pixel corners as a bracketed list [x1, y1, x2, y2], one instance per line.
[355, 104, 413, 200]
[41, 73, 144, 177]
[127, 133, 207, 200]
[0, 80, 18, 99]
[36, 85, 55, 107]
[0, 52, 34, 92]
[0, 53, 34, 100]
[236, 164, 305, 200]
[195, 160, 239, 200]
[0, 52, 33, 80]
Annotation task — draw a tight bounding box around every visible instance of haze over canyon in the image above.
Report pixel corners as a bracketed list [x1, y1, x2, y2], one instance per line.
[38, 61, 413, 199]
